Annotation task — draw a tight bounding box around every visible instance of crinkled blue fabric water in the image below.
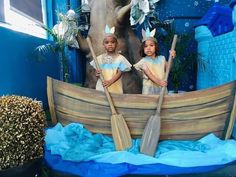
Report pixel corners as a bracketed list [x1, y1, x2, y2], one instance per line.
[45, 123, 236, 176]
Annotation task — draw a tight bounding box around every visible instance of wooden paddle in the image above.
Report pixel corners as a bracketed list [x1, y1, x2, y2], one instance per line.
[140, 35, 178, 156]
[86, 37, 132, 151]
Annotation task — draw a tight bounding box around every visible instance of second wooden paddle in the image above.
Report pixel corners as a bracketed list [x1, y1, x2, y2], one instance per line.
[86, 37, 132, 151]
[140, 35, 178, 156]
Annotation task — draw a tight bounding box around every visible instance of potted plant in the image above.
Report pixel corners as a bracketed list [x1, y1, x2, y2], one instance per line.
[0, 95, 47, 177]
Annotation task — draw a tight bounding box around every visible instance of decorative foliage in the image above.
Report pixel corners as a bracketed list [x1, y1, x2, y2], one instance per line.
[161, 30, 207, 93]
[53, 10, 80, 48]
[34, 9, 80, 82]
[172, 34, 208, 92]
[130, 0, 161, 26]
[36, 10, 80, 53]
[132, 1, 175, 42]
[147, 11, 174, 38]
[0, 95, 47, 170]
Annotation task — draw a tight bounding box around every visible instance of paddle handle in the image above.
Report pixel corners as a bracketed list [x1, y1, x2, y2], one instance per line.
[156, 35, 178, 114]
[86, 37, 117, 115]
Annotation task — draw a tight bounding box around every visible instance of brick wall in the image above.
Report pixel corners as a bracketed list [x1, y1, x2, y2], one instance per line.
[195, 6, 236, 89]
[195, 3, 236, 138]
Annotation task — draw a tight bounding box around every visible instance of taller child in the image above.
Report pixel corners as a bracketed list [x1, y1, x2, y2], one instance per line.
[90, 26, 132, 94]
[134, 28, 176, 94]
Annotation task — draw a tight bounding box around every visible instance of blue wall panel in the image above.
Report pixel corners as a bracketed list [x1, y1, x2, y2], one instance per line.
[0, 26, 59, 108]
[195, 1, 236, 89]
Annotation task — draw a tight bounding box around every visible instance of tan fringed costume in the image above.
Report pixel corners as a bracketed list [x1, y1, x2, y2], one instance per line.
[90, 53, 132, 94]
[134, 55, 166, 94]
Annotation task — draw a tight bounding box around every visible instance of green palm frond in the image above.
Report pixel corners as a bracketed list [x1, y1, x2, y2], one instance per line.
[33, 43, 56, 62]
[36, 23, 58, 41]
[34, 43, 56, 54]
[75, 5, 83, 13]
[168, 33, 207, 92]
[42, 26, 58, 41]
[34, 23, 66, 61]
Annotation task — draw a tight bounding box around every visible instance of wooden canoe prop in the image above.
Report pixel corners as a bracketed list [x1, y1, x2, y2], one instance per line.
[47, 77, 236, 141]
[140, 35, 178, 156]
[86, 37, 132, 151]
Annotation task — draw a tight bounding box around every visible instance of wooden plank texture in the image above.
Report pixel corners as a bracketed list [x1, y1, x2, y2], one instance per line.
[47, 77, 236, 140]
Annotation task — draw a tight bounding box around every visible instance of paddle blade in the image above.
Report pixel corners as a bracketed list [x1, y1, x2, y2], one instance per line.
[140, 115, 161, 156]
[111, 114, 132, 151]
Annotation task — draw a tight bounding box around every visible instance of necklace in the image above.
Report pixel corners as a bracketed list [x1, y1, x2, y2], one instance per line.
[102, 54, 113, 64]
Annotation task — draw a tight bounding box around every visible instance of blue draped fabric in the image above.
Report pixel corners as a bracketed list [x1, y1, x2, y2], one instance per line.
[44, 151, 236, 177]
[44, 123, 236, 176]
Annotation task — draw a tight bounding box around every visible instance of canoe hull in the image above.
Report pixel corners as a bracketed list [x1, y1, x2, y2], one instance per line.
[47, 77, 236, 140]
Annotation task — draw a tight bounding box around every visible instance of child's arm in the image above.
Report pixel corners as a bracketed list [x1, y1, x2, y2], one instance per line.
[143, 67, 167, 87]
[103, 70, 122, 88]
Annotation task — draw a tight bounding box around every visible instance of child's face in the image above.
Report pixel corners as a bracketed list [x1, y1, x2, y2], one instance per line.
[144, 39, 157, 58]
[103, 36, 117, 53]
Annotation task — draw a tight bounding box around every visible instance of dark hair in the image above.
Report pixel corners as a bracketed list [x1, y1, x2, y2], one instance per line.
[103, 35, 118, 44]
[139, 39, 159, 57]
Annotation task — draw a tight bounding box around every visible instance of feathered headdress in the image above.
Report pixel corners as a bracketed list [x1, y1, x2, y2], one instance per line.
[104, 25, 117, 39]
[141, 27, 157, 42]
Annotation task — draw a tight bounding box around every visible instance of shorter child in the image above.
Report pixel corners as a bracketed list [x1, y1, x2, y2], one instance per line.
[134, 28, 176, 95]
[90, 26, 132, 94]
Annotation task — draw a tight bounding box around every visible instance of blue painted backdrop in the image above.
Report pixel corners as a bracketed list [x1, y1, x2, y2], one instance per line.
[155, 0, 231, 91]
[0, 26, 59, 108]
[156, 0, 230, 33]
[0, 0, 85, 109]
